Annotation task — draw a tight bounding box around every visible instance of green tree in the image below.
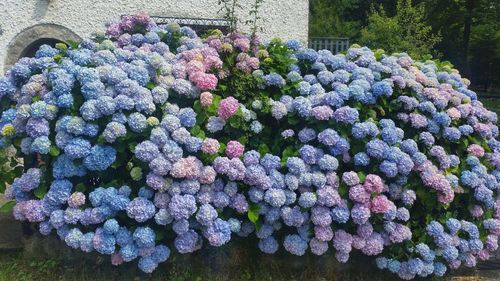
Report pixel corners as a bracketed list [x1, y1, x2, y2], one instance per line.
[309, 0, 362, 38]
[359, 0, 441, 58]
[468, 25, 500, 92]
[423, 0, 499, 92]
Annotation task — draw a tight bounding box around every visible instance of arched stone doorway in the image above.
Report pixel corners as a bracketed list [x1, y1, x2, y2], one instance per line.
[4, 23, 81, 72]
[20, 38, 65, 59]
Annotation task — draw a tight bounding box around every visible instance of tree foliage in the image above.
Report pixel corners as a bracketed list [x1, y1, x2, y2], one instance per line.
[423, 0, 500, 92]
[359, 0, 441, 58]
[309, 0, 361, 38]
[309, 0, 500, 93]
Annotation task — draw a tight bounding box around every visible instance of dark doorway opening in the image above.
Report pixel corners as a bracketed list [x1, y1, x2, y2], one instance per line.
[20, 38, 64, 58]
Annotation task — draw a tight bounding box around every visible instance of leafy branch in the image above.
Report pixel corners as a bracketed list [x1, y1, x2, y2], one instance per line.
[245, 0, 266, 42]
[218, 0, 242, 34]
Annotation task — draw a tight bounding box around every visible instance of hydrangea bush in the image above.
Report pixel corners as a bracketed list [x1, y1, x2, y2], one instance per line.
[1, 12, 499, 279]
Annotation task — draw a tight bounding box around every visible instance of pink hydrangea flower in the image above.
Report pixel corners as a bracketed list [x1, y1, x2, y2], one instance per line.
[106, 23, 122, 38]
[314, 226, 333, 242]
[236, 53, 250, 62]
[360, 233, 384, 255]
[170, 156, 202, 179]
[199, 166, 216, 184]
[201, 138, 220, 154]
[349, 184, 370, 203]
[139, 44, 151, 52]
[246, 57, 260, 70]
[191, 72, 218, 91]
[134, 11, 151, 25]
[204, 55, 223, 69]
[470, 205, 484, 218]
[200, 92, 213, 107]
[437, 187, 455, 204]
[138, 246, 155, 257]
[207, 38, 223, 50]
[397, 57, 412, 67]
[226, 140, 245, 159]
[447, 107, 461, 120]
[312, 105, 334, 120]
[218, 69, 229, 79]
[325, 171, 340, 187]
[17, 200, 45, 222]
[218, 96, 240, 120]
[477, 249, 490, 261]
[370, 195, 391, 214]
[449, 260, 462, 270]
[363, 174, 384, 193]
[111, 252, 124, 266]
[351, 235, 366, 250]
[467, 144, 485, 157]
[236, 61, 252, 73]
[234, 38, 250, 52]
[172, 62, 187, 79]
[186, 60, 205, 75]
[181, 49, 201, 61]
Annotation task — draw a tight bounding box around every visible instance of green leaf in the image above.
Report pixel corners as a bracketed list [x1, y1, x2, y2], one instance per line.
[374, 49, 385, 60]
[66, 40, 80, 49]
[229, 116, 243, 129]
[146, 81, 156, 90]
[218, 143, 226, 154]
[13, 138, 22, 147]
[97, 135, 105, 145]
[207, 104, 217, 115]
[281, 146, 298, 165]
[258, 144, 269, 155]
[338, 182, 349, 198]
[13, 166, 24, 177]
[254, 220, 263, 231]
[49, 146, 60, 157]
[155, 230, 165, 242]
[196, 111, 207, 124]
[357, 171, 366, 183]
[237, 136, 248, 145]
[55, 43, 68, 51]
[0, 200, 15, 213]
[75, 183, 86, 192]
[287, 116, 299, 125]
[34, 184, 48, 199]
[0, 181, 6, 194]
[190, 125, 201, 136]
[128, 142, 137, 153]
[193, 100, 202, 112]
[366, 109, 377, 120]
[126, 161, 134, 171]
[247, 203, 261, 224]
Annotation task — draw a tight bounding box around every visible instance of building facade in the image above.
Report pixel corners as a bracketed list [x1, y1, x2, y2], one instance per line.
[0, 0, 309, 74]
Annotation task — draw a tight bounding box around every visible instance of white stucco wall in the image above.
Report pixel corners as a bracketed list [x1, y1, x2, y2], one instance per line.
[0, 0, 309, 75]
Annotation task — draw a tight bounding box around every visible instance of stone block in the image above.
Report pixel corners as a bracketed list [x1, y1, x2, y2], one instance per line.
[0, 195, 23, 249]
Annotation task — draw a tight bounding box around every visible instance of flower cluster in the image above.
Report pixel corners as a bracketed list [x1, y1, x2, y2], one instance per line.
[1, 12, 499, 279]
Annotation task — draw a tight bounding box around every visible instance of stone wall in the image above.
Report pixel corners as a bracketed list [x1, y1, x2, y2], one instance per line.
[0, 194, 23, 249]
[0, 0, 309, 74]
[12, 233, 500, 281]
